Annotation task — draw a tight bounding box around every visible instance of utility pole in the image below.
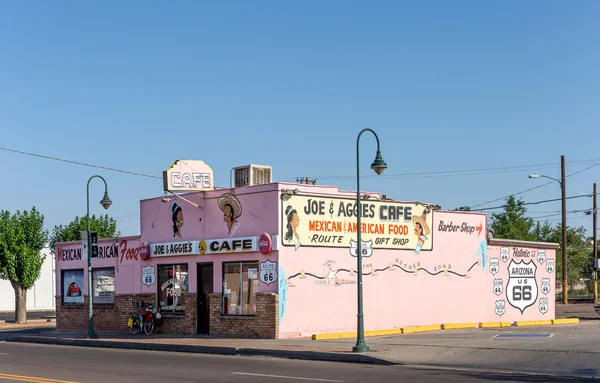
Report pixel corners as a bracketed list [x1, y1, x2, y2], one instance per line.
[594, 183, 598, 303]
[561, 155, 568, 305]
[296, 177, 317, 185]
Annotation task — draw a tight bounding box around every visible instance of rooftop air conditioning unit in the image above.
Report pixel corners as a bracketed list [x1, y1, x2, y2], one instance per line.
[234, 165, 272, 187]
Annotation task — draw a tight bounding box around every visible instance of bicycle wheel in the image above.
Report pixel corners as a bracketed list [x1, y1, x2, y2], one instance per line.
[143, 318, 155, 336]
[128, 315, 141, 335]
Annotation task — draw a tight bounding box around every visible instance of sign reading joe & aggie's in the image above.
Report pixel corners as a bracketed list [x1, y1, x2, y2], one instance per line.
[281, 195, 434, 251]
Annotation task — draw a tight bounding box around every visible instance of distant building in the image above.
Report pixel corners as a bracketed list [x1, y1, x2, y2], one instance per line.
[0, 246, 56, 311]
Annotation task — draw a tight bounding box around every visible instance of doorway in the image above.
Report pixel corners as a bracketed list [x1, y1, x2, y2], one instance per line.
[197, 263, 213, 334]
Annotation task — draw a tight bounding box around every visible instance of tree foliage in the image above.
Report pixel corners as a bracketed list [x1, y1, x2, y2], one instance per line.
[0, 207, 49, 323]
[490, 196, 537, 241]
[455, 206, 471, 211]
[489, 196, 593, 282]
[0, 207, 49, 289]
[49, 214, 120, 253]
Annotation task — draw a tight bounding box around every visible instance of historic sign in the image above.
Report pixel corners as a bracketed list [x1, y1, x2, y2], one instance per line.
[150, 240, 199, 257]
[259, 259, 278, 285]
[281, 195, 433, 251]
[199, 236, 257, 255]
[163, 159, 214, 192]
[506, 259, 538, 314]
[142, 265, 156, 287]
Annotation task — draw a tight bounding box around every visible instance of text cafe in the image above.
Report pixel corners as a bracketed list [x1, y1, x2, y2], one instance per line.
[53, 160, 558, 339]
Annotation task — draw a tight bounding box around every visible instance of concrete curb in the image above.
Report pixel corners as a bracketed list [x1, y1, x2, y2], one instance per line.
[311, 318, 582, 340]
[6, 336, 398, 366]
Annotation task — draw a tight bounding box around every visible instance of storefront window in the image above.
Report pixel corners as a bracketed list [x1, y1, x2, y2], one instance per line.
[158, 264, 188, 315]
[92, 268, 115, 305]
[222, 261, 259, 315]
[62, 269, 84, 305]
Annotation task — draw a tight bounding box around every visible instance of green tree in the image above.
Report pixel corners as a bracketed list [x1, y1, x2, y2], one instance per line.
[543, 224, 591, 283]
[490, 196, 536, 241]
[432, 204, 442, 211]
[49, 214, 120, 253]
[455, 206, 471, 211]
[0, 207, 49, 324]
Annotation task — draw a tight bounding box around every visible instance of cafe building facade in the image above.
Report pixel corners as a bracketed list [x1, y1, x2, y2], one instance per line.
[54, 160, 558, 338]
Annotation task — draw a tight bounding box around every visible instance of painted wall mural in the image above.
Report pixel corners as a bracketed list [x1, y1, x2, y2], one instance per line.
[280, 195, 434, 252]
[277, 208, 555, 338]
[140, 184, 277, 244]
[486, 245, 556, 321]
[277, 210, 497, 338]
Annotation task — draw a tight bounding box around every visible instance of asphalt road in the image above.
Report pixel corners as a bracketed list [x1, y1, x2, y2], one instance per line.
[0, 311, 55, 322]
[0, 342, 597, 383]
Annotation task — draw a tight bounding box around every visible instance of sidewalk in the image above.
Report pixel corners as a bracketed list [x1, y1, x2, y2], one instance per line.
[5, 304, 600, 379]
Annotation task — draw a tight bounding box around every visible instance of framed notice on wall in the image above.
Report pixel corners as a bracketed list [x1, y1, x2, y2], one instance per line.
[62, 269, 84, 304]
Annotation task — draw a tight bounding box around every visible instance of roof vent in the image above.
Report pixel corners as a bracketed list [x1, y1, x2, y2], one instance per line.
[233, 165, 272, 187]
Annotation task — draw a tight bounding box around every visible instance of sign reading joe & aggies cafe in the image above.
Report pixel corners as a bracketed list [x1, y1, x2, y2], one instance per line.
[281, 195, 434, 251]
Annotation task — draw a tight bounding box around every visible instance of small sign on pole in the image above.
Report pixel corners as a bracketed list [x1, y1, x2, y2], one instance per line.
[90, 231, 98, 259]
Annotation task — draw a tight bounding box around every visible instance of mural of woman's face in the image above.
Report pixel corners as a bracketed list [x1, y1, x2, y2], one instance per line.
[291, 212, 299, 228]
[414, 222, 423, 236]
[223, 204, 233, 223]
[176, 210, 184, 230]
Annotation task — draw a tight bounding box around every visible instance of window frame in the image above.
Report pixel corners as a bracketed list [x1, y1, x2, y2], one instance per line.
[61, 268, 85, 306]
[221, 260, 259, 317]
[91, 267, 116, 306]
[157, 263, 189, 316]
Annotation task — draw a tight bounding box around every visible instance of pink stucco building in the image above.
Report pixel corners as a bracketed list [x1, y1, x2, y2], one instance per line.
[54, 162, 558, 338]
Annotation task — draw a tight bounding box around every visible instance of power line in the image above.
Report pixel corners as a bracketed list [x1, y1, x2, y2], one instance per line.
[470, 161, 600, 209]
[306, 158, 600, 181]
[477, 193, 593, 212]
[0, 146, 161, 180]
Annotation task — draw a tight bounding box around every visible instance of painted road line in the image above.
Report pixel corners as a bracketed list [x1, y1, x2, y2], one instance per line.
[0, 373, 79, 383]
[231, 372, 343, 382]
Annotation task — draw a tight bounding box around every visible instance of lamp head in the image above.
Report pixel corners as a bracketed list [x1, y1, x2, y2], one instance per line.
[529, 174, 540, 179]
[100, 191, 112, 209]
[371, 150, 388, 175]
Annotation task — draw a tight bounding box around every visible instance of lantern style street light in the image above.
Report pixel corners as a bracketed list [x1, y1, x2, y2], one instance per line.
[353, 128, 387, 353]
[86, 175, 112, 339]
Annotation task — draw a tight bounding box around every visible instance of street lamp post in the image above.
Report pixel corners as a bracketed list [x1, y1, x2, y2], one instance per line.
[353, 128, 387, 353]
[86, 175, 112, 339]
[529, 158, 568, 304]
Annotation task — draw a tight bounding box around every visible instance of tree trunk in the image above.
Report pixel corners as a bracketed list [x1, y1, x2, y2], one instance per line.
[10, 280, 27, 324]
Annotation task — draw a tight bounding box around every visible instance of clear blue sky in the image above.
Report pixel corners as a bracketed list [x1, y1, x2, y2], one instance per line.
[1, 1, 599, 239]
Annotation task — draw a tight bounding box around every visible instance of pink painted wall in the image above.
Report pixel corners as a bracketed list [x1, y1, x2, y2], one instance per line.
[55, 183, 282, 301]
[55, 236, 142, 297]
[484, 243, 556, 322]
[277, 203, 557, 338]
[140, 184, 279, 244]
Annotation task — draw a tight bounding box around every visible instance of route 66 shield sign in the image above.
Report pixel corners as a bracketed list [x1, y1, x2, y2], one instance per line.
[506, 259, 538, 314]
[349, 239, 373, 258]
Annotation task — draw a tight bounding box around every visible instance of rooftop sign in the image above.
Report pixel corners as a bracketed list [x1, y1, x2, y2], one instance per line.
[163, 160, 214, 192]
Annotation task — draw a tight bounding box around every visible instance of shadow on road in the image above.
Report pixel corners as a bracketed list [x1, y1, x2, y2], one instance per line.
[429, 368, 600, 382]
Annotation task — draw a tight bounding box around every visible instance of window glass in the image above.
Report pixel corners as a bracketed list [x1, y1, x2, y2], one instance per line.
[92, 268, 115, 305]
[222, 261, 258, 315]
[158, 264, 188, 315]
[62, 269, 84, 305]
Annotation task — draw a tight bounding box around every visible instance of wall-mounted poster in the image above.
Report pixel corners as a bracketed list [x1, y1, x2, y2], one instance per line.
[63, 269, 84, 304]
[93, 268, 115, 304]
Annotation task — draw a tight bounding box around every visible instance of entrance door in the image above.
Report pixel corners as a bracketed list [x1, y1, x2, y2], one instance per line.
[197, 263, 214, 334]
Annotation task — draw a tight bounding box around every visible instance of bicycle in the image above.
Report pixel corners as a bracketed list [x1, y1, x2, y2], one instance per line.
[127, 300, 161, 336]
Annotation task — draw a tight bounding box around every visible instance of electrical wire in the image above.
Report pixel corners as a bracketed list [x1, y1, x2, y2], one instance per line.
[477, 193, 593, 211]
[0, 146, 162, 179]
[470, 162, 600, 209]
[302, 158, 600, 181]
[0, 146, 234, 188]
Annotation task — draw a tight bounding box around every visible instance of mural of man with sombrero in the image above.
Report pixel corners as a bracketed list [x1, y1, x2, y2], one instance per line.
[412, 208, 431, 254]
[217, 189, 243, 237]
